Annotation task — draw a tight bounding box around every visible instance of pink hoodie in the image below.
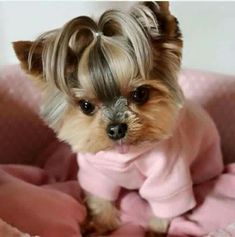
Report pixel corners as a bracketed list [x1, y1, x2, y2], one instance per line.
[77, 101, 223, 218]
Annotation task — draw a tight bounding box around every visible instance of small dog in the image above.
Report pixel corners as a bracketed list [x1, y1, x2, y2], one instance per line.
[13, 2, 223, 236]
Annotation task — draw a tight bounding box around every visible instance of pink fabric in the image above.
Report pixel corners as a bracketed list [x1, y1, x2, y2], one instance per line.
[118, 165, 235, 237]
[168, 164, 235, 236]
[0, 65, 235, 237]
[78, 101, 223, 218]
[0, 218, 36, 237]
[0, 65, 54, 165]
[179, 70, 235, 164]
[0, 141, 86, 237]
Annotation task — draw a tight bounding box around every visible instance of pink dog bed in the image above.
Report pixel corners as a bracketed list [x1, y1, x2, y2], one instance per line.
[0, 65, 235, 237]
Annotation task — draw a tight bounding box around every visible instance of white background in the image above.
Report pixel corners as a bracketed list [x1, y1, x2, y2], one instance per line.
[0, 1, 235, 75]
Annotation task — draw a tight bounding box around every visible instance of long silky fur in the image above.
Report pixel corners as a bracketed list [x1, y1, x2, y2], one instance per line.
[14, 2, 183, 152]
[13, 4, 184, 234]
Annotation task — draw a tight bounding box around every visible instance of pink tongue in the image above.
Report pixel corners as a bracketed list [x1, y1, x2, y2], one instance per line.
[116, 140, 129, 154]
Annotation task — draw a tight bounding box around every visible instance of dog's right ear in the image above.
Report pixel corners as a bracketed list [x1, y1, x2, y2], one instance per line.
[13, 41, 43, 76]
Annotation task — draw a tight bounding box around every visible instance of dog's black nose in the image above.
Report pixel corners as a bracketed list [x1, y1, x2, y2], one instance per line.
[107, 123, 127, 140]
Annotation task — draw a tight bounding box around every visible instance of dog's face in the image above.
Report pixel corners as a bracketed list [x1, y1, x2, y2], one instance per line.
[13, 2, 183, 153]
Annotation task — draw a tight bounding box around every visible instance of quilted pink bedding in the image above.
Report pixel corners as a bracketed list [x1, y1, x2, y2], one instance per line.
[0, 65, 235, 237]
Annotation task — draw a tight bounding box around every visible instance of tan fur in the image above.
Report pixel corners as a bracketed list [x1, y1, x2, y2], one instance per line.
[85, 194, 120, 235]
[58, 105, 112, 153]
[13, 1, 183, 235]
[149, 217, 170, 234]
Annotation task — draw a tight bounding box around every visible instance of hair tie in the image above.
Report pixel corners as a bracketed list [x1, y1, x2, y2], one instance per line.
[95, 31, 103, 38]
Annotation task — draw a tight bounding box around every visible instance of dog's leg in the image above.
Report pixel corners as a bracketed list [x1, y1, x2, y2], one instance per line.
[85, 194, 120, 236]
[147, 216, 170, 237]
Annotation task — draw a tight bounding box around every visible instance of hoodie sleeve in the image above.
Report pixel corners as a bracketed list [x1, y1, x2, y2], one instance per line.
[136, 145, 196, 219]
[77, 154, 121, 201]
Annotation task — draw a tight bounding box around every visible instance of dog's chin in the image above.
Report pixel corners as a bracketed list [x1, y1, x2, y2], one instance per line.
[114, 139, 157, 154]
[82, 135, 164, 155]
[70, 137, 133, 154]
[110, 124, 176, 154]
[76, 138, 130, 154]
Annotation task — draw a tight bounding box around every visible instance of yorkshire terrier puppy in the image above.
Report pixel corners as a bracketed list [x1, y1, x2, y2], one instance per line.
[13, 1, 223, 236]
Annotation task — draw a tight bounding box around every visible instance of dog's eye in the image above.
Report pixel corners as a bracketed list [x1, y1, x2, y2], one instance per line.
[79, 100, 95, 115]
[131, 86, 150, 105]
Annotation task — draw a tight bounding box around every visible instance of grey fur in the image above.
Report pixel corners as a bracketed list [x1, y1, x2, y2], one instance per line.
[102, 97, 128, 123]
[41, 86, 68, 129]
[27, 2, 183, 128]
[88, 37, 120, 102]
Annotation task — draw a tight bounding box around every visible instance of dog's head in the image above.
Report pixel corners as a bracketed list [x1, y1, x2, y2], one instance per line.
[13, 2, 183, 153]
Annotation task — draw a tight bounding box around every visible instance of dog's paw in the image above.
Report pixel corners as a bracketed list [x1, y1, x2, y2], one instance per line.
[148, 217, 169, 235]
[91, 208, 120, 235]
[84, 195, 120, 236]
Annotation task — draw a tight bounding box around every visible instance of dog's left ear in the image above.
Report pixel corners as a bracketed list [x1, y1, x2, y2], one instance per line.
[131, 1, 183, 79]
[13, 41, 44, 76]
[132, 1, 181, 41]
